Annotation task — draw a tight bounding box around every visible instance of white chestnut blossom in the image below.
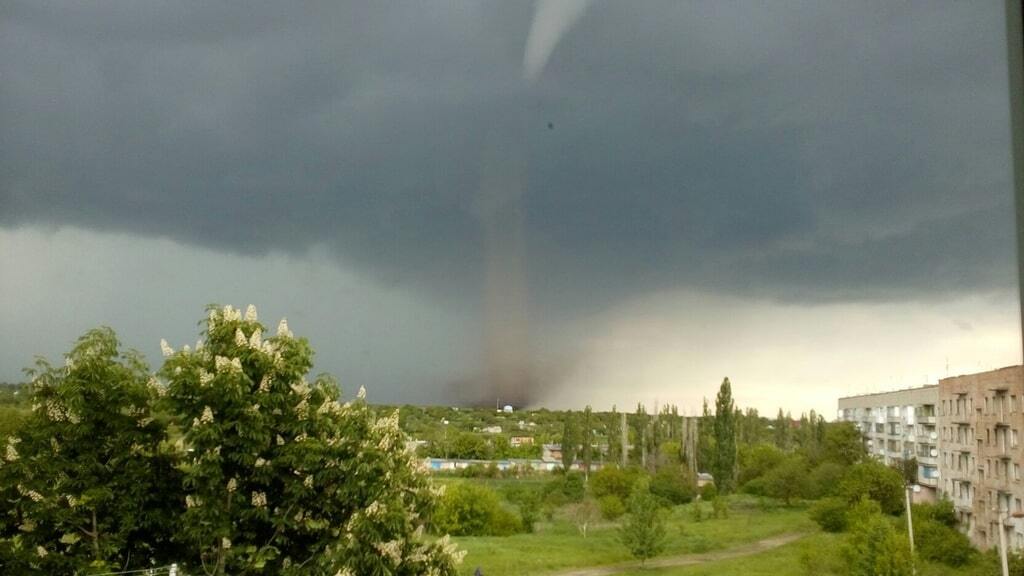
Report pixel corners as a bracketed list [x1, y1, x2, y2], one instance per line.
[199, 370, 214, 386]
[377, 540, 402, 564]
[235, 328, 247, 347]
[222, 537, 232, 550]
[245, 304, 258, 322]
[248, 328, 262, 348]
[357, 386, 367, 400]
[277, 318, 292, 338]
[227, 478, 237, 493]
[36, 546, 47, 558]
[251, 491, 267, 508]
[160, 339, 174, 357]
[223, 305, 242, 322]
[259, 375, 271, 393]
[199, 406, 214, 425]
[303, 474, 314, 488]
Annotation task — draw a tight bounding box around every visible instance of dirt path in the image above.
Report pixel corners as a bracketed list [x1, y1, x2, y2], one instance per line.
[549, 532, 806, 576]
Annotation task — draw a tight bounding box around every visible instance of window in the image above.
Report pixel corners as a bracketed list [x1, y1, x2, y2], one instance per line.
[1013, 429, 1019, 448]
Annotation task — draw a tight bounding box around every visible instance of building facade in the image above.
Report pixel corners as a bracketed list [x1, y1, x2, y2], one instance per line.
[838, 385, 940, 502]
[938, 365, 1024, 550]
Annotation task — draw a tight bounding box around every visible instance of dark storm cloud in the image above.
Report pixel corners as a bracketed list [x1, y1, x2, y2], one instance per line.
[0, 1, 1015, 313]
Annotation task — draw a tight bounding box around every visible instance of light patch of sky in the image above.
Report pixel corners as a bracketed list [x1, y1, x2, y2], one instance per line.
[538, 289, 1021, 418]
[0, 225, 477, 404]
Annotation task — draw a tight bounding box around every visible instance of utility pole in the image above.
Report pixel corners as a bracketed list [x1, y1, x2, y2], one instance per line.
[999, 502, 1010, 576]
[905, 485, 916, 576]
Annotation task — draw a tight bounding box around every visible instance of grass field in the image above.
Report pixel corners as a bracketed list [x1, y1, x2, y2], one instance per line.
[614, 531, 997, 576]
[454, 494, 815, 576]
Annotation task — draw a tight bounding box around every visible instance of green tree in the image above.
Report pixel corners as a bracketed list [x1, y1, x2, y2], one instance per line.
[561, 412, 580, 471]
[839, 460, 906, 516]
[712, 378, 737, 493]
[823, 422, 865, 466]
[581, 405, 594, 478]
[619, 480, 666, 565]
[843, 498, 913, 576]
[738, 443, 785, 486]
[591, 466, 636, 502]
[774, 409, 790, 450]
[161, 305, 461, 575]
[697, 399, 715, 472]
[606, 407, 622, 465]
[761, 455, 810, 505]
[0, 328, 180, 573]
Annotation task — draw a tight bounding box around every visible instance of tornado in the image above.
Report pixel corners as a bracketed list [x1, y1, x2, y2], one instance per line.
[471, 0, 593, 408]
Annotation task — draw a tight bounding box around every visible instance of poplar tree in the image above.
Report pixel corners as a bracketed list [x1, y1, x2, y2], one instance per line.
[581, 406, 593, 478]
[697, 398, 716, 473]
[606, 406, 622, 465]
[561, 412, 580, 471]
[712, 378, 737, 493]
[774, 408, 790, 450]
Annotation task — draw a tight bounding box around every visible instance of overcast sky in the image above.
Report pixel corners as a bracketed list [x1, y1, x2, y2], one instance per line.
[1, 1, 1020, 416]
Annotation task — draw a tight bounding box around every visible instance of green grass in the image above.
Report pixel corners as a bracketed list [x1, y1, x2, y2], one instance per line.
[614, 531, 995, 576]
[454, 496, 814, 576]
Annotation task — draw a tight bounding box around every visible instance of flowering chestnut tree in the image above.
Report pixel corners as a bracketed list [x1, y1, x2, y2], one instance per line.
[0, 328, 180, 573]
[161, 305, 462, 575]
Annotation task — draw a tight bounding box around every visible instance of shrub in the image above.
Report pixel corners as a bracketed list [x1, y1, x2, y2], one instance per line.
[505, 485, 542, 533]
[591, 466, 635, 501]
[545, 471, 586, 503]
[650, 465, 696, 505]
[805, 462, 845, 499]
[761, 455, 810, 505]
[434, 482, 521, 536]
[915, 520, 974, 566]
[842, 498, 913, 576]
[700, 483, 718, 501]
[810, 497, 849, 532]
[690, 502, 704, 522]
[912, 499, 957, 528]
[489, 506, 525, 536]
[740, 476, 768, 496]
[711, 496, 729, 518]
[599, 495, 626, 520]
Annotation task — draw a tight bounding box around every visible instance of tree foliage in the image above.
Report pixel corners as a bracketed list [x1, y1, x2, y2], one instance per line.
[0, 328, 180, 573]
[842, 498, 913, 576]
[561, 412, 580, 471]
[159, 305, 463, 575]
[838, 460, 905, 516]
[712, 378, 737, 493]
[619, 480, 666, 565]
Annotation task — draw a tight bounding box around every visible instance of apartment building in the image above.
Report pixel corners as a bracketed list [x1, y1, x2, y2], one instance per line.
[938, 365, 1024, 550]
[838, 385, 940, 502]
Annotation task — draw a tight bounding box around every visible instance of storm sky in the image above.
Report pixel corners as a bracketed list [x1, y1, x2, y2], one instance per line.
[1, 1, 1020, 416]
